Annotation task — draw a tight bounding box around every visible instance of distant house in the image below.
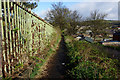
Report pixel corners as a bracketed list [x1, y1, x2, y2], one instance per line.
[84, 37, 94, 43]
[118, 27, 120, 30]
[113, 32, 120, 41]
[86, 30, 92, 34]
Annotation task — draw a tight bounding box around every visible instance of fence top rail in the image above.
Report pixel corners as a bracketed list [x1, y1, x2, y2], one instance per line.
[1, 0, 38, 2]
[13, 2, 53, 27]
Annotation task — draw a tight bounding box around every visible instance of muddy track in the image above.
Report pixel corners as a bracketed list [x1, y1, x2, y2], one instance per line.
[36, 35, 67, 79]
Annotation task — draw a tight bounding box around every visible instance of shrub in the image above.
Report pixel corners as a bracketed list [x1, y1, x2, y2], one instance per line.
[66, 40, 120, 79]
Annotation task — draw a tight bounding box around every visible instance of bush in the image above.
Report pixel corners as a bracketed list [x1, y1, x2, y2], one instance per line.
[66, 40, 120, 79]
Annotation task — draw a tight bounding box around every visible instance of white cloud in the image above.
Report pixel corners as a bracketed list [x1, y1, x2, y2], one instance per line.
[84, 0, 119, 2]
[106, 8, 113, 13]
[107, 13, 118, 20]
[37, 0, 119, 2]
[69, 2, 118, 20]
[37, 8, 50, 19]
[33, 2, 118, 20]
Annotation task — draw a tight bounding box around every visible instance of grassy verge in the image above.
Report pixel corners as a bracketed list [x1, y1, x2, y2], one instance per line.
[65, 36, 120, 79]
[30, 29, 61, 78]
[30, 48, 56, 78]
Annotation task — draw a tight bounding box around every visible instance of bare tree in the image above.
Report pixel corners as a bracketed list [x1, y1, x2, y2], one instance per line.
[87, 10, 108, 20]
[45, 2, 71, 30]
[45, 2, 82, 35]
[82, 10, 110, 40]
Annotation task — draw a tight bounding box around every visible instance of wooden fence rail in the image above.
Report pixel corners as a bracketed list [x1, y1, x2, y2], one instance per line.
[0, 1, 55, 78]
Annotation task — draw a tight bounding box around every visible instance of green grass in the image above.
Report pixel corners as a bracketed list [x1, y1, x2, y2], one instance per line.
[30, 46, 56, 78]
[65, 38, 120, 79]
[30, 62, 44, 78]
[30, 32, 61, 78]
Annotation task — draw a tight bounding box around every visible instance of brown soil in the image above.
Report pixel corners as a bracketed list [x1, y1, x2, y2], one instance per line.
[35, 35, 67, 79]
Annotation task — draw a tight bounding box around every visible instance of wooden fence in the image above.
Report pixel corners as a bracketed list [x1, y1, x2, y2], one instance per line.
[0, 0, 55, 78]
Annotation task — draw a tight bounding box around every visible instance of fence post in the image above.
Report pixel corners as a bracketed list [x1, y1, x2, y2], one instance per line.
[7, 0, 12, 74]
[27, 8, 32, 56]
[29, 8, 32, 56]
[0, 0, 2, 77]
[3, 0, 9, 75]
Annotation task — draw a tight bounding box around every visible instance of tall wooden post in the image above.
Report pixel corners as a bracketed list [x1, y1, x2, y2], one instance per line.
[28, 8, 32, 56]
[0, 0, 3, 77]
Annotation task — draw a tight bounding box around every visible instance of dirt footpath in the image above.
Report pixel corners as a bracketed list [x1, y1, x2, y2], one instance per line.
[35, 35, 67, 79]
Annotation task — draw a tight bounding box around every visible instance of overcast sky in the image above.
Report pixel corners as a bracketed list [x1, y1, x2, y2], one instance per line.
[32, 0, 119, 20]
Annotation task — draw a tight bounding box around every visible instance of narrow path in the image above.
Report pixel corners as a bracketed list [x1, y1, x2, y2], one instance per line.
[36, 35, 67, 79]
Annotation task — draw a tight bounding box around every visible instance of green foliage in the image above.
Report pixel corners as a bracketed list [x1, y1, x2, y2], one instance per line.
[30, 56, 45, 62]
[30, 46, 55, 78]
[30, 63, 43, 78]
[12, 27, 19, 32]
[66, 39, 120, 79]
[23, 2, 38, 9]
[15, 63, 24, 70]
[2, 77, 12, 80]
[45, 2, 82, 35]
[30, 59, 48, 78]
